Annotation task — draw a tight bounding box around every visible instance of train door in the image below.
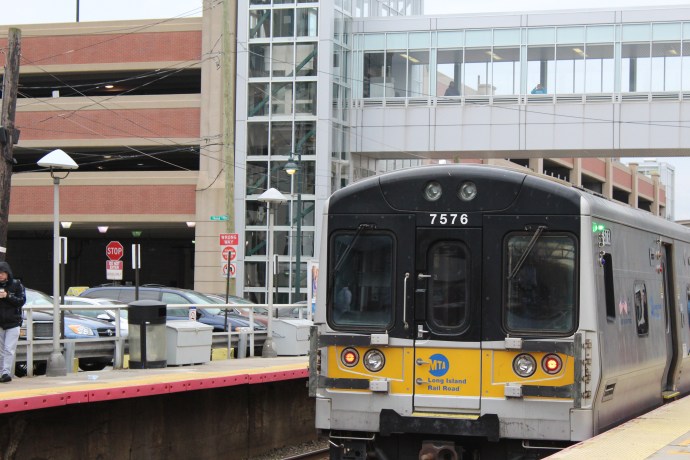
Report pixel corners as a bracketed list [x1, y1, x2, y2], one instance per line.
[413, 227, 483, 413]
[661, 243, 681, 395]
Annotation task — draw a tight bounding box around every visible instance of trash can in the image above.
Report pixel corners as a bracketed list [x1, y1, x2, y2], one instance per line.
[128, 300, 167, 369]
[165, 321, 213, 365]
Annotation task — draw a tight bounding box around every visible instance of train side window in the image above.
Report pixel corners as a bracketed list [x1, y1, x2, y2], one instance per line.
[603, 253, 615, 320]
[634, 282, 649, 336]
[328, 232, 394, 329]
[426, 241, 469, 332]
[503, 233, 577, 335]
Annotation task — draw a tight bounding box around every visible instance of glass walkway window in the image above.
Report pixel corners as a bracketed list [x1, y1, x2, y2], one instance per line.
[356, 21, 690, 99]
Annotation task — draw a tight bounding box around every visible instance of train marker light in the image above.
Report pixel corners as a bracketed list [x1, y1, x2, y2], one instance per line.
[424, 181, 443, 201]
[342, 348, 359, 367]
[513, 354, 537, 378]
[363, 349, 385, 372]
[542, 354, 563, 374]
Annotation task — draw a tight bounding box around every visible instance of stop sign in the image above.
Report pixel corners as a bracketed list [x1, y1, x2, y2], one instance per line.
[106, 241, 124, 261]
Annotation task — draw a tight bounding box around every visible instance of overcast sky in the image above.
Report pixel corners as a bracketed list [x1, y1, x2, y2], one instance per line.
[1, 0, 202, 25]
[2, 0, 689, 219]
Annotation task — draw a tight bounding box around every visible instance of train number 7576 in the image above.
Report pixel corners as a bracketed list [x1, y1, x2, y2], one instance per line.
[429, 213, 469, 225]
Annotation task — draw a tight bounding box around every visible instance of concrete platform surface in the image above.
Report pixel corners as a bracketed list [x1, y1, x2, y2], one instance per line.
[0, 356, 309, 413]
[548, 396, 690, 459]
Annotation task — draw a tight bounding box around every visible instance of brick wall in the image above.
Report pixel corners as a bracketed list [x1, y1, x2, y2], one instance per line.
[17, 108, 200, 141]
[2, 30, 201, 65]
[10, 185, 196, 215]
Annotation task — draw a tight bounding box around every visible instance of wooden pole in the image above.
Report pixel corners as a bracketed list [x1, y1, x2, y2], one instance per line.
[0, 27, 22, 261]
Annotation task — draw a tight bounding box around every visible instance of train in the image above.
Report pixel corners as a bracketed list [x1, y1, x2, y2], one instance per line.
[308, 164, 690, 459]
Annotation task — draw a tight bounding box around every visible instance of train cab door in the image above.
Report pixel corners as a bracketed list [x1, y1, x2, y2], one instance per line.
[660, 243, 681, 396]
[412, 227, 483, 413]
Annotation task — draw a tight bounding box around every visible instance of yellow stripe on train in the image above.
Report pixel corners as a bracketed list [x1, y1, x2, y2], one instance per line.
[326, 345, 414, 394]
[482, 350, 575, 398]
[325, 346, 574, 399]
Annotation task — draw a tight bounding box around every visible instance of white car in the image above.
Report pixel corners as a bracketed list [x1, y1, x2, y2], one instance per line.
[62, 296, 129, 338]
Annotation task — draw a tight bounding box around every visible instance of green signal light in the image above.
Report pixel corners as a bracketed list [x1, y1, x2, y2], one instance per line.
[592, 222, 606, 232]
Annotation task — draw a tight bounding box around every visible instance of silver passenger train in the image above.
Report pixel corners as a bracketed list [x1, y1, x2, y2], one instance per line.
[308, 164, 690, 459]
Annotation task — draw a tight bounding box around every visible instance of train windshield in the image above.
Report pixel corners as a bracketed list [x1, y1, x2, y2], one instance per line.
[504, 233, 577, 334]
[329, 232, 394, 328]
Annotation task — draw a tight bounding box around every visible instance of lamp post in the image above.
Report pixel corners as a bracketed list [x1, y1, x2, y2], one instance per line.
[37, 149, 78, 377]
[257, 188, 287, 358]
[283, 151, 302, 303]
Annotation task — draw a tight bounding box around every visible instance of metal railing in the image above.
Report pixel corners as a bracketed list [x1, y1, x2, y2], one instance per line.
[15, 302, 312, 377]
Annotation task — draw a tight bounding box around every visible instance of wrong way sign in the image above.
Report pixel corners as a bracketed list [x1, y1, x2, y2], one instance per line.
[219, 233, 238, 246]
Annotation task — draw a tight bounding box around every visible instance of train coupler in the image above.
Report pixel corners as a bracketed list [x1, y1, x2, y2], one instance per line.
[420, 440, 462, 460]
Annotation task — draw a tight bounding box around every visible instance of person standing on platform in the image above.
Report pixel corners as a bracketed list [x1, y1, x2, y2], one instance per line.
[0, 262, 25, 383]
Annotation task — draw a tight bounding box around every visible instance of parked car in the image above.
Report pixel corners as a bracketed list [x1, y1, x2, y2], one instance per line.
[80, 285, 266, 332]
[62, 296, 129, 338]
[277, 300, 310, 319]
[204, 294, 268, 326]
[19, 288, 117, 375]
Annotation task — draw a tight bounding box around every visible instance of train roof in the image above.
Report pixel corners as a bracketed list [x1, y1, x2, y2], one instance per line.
[580, 188, 690, 241]
[326, 164, 690, 242]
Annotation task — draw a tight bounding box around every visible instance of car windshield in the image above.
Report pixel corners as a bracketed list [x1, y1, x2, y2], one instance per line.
[182, 291, 217, 304]
[207, 294, 257, 305]
[25, 289, 54, 305]
[97, 299, 127, 306]
[237, 306, 269, 316]
[225, 296, 255, 305]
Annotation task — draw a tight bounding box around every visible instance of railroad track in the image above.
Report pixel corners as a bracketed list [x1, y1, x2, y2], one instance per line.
[280, 446, 329, 460]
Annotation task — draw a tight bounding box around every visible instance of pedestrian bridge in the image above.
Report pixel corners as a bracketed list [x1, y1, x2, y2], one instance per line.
[340, 7, 690, 160]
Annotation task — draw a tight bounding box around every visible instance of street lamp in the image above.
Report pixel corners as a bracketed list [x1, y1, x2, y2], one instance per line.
[257, 187, 288, 358]
[283, 151, 302, 303]
[37, 149, 78, 377]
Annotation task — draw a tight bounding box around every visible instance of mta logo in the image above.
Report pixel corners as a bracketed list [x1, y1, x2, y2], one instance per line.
[429, 354, 449, 377]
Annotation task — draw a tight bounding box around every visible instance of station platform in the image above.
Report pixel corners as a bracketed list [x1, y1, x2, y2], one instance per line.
[549, 396, 690, 459]
[0, 356, 308, 414]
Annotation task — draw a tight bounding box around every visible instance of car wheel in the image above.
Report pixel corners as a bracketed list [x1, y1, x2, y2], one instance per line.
[78, 360, 108, 372]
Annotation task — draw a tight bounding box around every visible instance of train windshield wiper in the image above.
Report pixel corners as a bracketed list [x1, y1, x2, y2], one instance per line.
[507, 225, 547, 280]
[328, 223, 375, 303]
[332, 223, 375, 275]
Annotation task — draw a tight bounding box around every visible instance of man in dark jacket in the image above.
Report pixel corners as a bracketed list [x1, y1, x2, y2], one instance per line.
[0, 262, 26, 382]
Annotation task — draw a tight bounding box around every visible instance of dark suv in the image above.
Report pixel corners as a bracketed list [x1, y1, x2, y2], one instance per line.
[79, 285, 265, 332]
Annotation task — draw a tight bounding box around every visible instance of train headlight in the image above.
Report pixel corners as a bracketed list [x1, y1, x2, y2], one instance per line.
[542, 354, 563, 375]
[363, 349, 385, 372]
[513, 354, 537, 378]
[341, 348, 359, 367]
[458, 181, 477, 201]
[424, 181, 443, 201]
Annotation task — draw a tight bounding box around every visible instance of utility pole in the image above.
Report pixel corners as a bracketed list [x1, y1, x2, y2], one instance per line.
[0, 28, 21, 261]
[222, 0, 237, 295]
